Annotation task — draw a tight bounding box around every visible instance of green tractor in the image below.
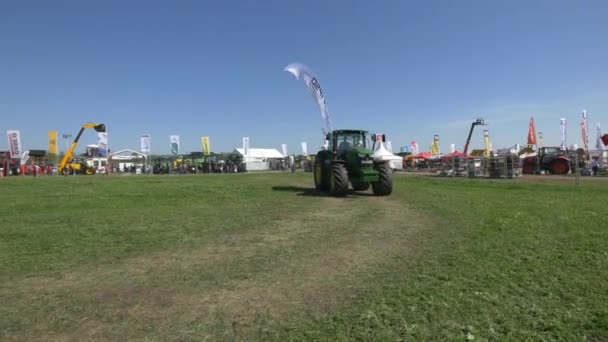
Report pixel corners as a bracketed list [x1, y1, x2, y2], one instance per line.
[314, 129, 393, 197]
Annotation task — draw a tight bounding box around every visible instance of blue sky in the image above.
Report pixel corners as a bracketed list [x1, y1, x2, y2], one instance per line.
[1, 0, 607, 154]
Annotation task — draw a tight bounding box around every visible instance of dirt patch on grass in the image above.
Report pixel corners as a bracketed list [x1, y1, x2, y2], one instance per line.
[1, 193, 434, 341]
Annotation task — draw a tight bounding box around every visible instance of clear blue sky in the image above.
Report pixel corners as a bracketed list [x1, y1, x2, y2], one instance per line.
[1, 0, 607, 154]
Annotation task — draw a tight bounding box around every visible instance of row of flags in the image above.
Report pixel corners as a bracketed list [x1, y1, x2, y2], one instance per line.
[527, 111, 604, 150]
[140, 135, 212, 155]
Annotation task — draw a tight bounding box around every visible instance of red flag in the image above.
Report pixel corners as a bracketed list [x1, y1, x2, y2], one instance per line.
[527, 117, 537, 145]
[602, 134, 608, 146]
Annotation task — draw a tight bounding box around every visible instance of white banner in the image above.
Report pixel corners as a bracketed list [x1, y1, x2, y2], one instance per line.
[560, 118, 567, 150]
[170, 135, 180, 155]
[450, 143, 456, 153]
[284, 63, 333, 133]
[281, 144, 288, 157]
[98, 132, 108, 154]
[301, 142, 308, 156]
[7, 130, 22, 158]
[140, 135, 151, 154]
[582, 110, 589, 150]
[386, 141, 392, 153]
[243, 137, 250, 157]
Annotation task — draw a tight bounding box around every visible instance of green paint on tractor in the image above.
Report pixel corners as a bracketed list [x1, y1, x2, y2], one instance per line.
[314, 129, 393, 197]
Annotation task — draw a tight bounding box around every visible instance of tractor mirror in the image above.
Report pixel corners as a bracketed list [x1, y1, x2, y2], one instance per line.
[94, 124, 106, 132]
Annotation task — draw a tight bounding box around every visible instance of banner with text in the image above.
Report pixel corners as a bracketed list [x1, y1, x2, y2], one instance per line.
[7, 130, 22, 158]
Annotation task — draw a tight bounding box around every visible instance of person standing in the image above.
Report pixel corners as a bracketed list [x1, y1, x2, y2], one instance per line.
[591, 157, 600, 176]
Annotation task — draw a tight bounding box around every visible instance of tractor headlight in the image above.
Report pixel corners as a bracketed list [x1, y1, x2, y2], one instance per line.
[358, 153, 369, 158]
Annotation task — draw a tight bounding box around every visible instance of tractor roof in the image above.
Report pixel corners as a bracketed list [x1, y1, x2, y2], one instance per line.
[332, 129, 368, 134]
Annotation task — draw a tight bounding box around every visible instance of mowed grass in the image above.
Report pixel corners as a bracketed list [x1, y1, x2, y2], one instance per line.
[1, 173, 607, 340]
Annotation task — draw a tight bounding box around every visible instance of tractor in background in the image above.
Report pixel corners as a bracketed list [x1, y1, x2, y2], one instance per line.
[521, 146, 572, 175]
[314, 129, 392, 196]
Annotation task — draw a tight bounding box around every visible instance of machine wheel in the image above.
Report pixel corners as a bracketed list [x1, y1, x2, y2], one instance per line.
[522, 161, 535, 174]
[85, 167, 96, 175]
[351, 181, 370, 191]
[372, 162, 393, 196]
[549, 159, 569, 175]
[329, 163, 349, 197]
[314, 154, 329, 191]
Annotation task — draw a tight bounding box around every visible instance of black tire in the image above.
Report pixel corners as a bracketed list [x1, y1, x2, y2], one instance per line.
[372, 162, 393, 196]
[314, 154, 329, 191]
[330, 163, 349, 197]
[549, 159, 569, 175]
[351, 181, 370, 191]
[85, 167, 96, 175]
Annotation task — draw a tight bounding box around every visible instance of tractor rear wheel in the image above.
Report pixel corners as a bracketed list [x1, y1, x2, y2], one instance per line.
[314, 154, 329, 191]
[85, 167, 95, 175]
[549, 159, 569, 175]
[372, 162, 393, 196]
[351, 181, 370, 191]
[329, 163, 349, 197]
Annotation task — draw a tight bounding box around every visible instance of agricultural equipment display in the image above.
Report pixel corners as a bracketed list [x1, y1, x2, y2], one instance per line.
[58, 122, 106, 175]
[314, 130, 392, 196]
[463, 118, 486, 155]
[521, 147, 571, 175]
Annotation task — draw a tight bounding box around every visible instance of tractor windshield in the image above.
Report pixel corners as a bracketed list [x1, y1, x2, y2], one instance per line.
[335, 132, 367, 153]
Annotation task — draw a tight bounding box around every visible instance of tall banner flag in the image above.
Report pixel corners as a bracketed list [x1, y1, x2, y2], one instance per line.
[527, 116, 537, 145]
[7, 130, 22, 158]
[281, 144, 288, 157]
[301, 142, 308, 156]
[450, 143, 456, 153]
[170, 135, 180, 155]
[431, 135, 440, 155]
[582, 110, 589, 151]
[581, 121, 587, 150]
[243, 137, 250, 157]
[538, 132, 544, 148]
[410, 141, 419, 155]
[97, 132, 108, 155]
[483, 130, 492, 157]
[48, 130, 58, 154]
[284, 62, 333, 133]
[597, 123, 603, 150]
[201, 136, 211, 155]
[386, 141, 393, 153]
[140, 135, 151, 154]
[560, 118, 567, 150]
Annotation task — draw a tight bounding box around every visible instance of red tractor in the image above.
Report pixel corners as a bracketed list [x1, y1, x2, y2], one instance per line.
[522, 147, 572, 175]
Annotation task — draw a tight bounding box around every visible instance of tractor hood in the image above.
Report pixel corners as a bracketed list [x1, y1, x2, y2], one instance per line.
[349, 146, 373, 157]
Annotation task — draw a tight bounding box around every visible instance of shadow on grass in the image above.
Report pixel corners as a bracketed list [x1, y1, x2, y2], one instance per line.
[271, 186, 374, 197]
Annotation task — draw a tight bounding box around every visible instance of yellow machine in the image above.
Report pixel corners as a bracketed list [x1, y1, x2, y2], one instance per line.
[58, 122, 106, 175]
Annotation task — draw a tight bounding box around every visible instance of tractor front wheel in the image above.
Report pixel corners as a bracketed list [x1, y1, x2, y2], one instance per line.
[372, 162, 393, 196]
[85, 167, 96, 175]
[330, 163, 349, 197]
[314, 154, 329, 191]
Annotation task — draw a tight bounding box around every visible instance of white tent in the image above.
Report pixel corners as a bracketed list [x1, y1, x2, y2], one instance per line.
[109, 149, 147, 161]
[232, 148, 284, 171]
[372, 142, 403, 170]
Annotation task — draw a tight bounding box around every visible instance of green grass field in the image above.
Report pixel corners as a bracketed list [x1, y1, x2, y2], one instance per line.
[1, 173, 607, 341]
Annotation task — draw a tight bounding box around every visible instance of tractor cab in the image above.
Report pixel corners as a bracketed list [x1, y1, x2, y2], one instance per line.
[326, 130, 371, 157]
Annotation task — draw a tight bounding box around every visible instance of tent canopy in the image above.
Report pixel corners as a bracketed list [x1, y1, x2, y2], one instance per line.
[109, 149, 147, 160]
[233, 148, 284, 159]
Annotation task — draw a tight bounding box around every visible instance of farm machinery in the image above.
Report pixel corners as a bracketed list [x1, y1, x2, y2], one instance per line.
[521, 146, 572, 175]
[314, 129, 392, 197]
[58, 122, 106, 175]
